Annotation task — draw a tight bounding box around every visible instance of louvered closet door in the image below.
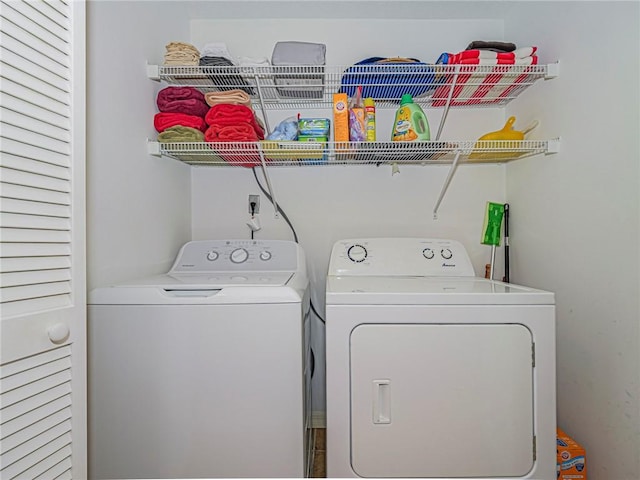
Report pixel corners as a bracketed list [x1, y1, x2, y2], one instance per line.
[0, 1, 86, 479]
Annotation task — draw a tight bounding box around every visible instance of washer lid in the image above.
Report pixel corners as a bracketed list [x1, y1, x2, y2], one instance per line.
[118, 272, 295, 288]
[88, 272, 307, 305]
[325, 276, 554, 305]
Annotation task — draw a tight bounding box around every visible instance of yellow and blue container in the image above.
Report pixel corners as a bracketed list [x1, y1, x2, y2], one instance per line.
[391, 94, 430, 142]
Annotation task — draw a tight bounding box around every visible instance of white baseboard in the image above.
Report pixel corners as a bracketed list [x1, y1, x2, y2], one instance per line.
[311, 410, 326, 428]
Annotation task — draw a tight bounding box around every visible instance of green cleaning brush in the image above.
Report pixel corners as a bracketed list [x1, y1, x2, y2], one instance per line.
[481, 202, 505, 279]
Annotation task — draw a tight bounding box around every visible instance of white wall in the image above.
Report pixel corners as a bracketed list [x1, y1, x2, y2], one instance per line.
[86, 1, 640, 478]
[503, 2, 640, 479]
[87, 1, 192, 289]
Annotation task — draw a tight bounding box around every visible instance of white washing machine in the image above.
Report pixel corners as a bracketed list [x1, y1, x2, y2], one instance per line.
[88, 239, 311, 479]
[325, 238, 556, 480]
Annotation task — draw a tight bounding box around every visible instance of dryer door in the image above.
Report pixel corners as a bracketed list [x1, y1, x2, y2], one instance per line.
[350, 324, 534, 478]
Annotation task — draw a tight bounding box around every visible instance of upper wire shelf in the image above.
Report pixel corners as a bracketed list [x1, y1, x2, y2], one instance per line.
[147, 63, 559, 110]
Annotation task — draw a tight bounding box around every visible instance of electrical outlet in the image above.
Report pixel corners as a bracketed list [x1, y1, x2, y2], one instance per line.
[248, 195, 260, 215]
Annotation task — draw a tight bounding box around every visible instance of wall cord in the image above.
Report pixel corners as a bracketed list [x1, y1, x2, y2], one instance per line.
[251, 167, 326, 383]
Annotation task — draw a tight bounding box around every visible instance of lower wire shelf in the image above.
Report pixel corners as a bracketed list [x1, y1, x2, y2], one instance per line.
[148, 139, 560, 167]
[148, 138, 559, 219]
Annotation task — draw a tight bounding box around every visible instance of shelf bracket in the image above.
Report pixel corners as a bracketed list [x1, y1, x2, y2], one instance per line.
[545, 61, 560, 80]
[146, 63, 160, 81]
[546, 137, 561, 154]
[147, 140, 161, 156]
[257, 147, 280, 219]
[434, 64, 461, 141]
[252, 69, 271, 133]
[433, 149, 462, 219]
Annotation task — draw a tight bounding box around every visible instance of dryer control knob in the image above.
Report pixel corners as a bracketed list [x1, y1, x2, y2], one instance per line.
[441, 248, 453, 260]
[422, 248, 435, 259]
[230, 248, 249, 264]
[206, 250, 219, 261]
[347, 244, 368, 263]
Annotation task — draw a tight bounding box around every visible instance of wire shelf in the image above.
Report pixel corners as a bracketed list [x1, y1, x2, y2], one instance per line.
[148, 61, 559, 216]
[148, 63, 558, 110]
[149, 139, 558, 167]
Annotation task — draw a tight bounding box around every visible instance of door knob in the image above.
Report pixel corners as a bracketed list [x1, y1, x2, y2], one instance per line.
[47, 323, 70, 344]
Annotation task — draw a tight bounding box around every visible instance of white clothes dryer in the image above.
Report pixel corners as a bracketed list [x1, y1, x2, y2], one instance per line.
[88, 239, 311, 479]
[325, 238, 556, 480]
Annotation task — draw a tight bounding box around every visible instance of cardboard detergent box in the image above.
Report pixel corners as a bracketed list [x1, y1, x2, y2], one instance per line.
[557, 428, 587, 479]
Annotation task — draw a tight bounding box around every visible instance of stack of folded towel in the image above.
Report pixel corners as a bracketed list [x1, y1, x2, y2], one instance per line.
[154, 86, 210, 141]
[163, 42, 200, 66]
[198, 53, 265, 165]
[155, 41, 266, 162]
[199, 56, 253, 94]
[238, 56, 277, 99]
[432, 43, 539, 107]
[204, 104, 265, 142]
[200, 42, 234, 61]
[439, 46, 538, 65]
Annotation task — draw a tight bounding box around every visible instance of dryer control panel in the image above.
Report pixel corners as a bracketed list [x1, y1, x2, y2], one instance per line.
[329, 238, 475, 277]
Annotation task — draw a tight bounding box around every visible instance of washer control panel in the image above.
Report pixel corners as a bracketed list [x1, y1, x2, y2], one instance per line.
[329, 238, 475, 277]
[170, 239, 299, 272]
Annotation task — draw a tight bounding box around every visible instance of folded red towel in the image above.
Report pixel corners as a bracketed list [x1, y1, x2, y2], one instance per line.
[431, 59, 538, 108]
[205, 104, 265, 140]
[204, 125, 262, 167]
[157, 86, 205, 104]
[205, 104, 253, 125]
[459, 56, 538, 65]
[205, 124, 259, 142]
[157, 98, 210, 118]
[453, 47, 537, 63]
[154, 112, 207, 132]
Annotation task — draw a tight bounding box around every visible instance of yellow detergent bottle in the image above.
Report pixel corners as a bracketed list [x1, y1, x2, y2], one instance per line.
[391, 94, 430, 141]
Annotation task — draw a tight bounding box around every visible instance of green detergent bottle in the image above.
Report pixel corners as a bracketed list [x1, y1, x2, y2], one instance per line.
[391, 94, 431, 141]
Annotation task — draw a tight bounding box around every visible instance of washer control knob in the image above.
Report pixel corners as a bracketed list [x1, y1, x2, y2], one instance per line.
[259, 250, 272, 261]
[347, 244, 368, 263]
[230, 248, 249, 264]
[422, 248, 435, 259]
[441, 248, 453, 260]
[206, 250, 219, 261]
